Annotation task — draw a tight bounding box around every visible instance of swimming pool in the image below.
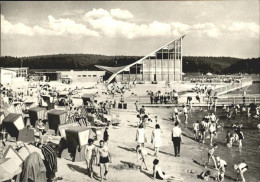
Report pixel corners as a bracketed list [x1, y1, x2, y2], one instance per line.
[227, 83, 260, 95]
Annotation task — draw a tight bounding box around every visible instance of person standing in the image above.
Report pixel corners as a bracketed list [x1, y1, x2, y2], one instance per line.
[209, 121, 217, 146]
[193, 121, 200, 140]
[205, 143, 218, 169]
[139, 105, 146, 115]
[136, 124, 146, 147]
[172, 122, 182, 157]
[103, 127, 109, 145]
[40, 142, 59, 181]
[96, 140, 112, 182]
[85, 139, 96, 178]
[183, 105, 188, 124]
[151, 124, 162, 157]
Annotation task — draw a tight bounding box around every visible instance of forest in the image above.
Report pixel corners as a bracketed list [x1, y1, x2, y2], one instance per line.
[0, 54, 259, 74]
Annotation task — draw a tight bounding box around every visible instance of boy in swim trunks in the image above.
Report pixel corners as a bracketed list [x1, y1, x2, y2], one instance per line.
[205, 143, 218, 169]
[216, 157, 227, 182]
[136, 145, 148, 171]
[85, 138, 96, 178]
[97, 140, 112, 181]
[234, 162, 248, 182]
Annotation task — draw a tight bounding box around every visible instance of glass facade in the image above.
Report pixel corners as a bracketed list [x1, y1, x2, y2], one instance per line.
[115, 36, 184, 82]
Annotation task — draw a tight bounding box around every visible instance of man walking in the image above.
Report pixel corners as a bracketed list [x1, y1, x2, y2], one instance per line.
[172, 121, 182, 157]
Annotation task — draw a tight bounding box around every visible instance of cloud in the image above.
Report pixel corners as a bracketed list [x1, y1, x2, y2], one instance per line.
[2, 8, 259, 40]
[83, 9, 187, 39]
[110, 9, 134, 20]
[47, 15, 99, 37]
[1, 14, 99, 38]
[222, 22, 259, 38]
[83, 8, 110, 20]
[191, 23, 221, 38]
[1, 15, 34, 36]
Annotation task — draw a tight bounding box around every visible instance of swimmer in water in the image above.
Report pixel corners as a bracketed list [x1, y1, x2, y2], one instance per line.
[209, 120, 217, 146]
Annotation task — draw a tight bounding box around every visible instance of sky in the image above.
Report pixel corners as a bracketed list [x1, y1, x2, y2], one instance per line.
[1, 1, 259, 58]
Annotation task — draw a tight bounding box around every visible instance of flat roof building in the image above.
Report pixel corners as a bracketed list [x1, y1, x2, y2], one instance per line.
[96, 34, 186, 83]
[0, 67, 28, 84]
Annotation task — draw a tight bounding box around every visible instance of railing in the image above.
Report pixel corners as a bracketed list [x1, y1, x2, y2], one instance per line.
[216, 95, 260, 105]
[214, 78, 252, 94]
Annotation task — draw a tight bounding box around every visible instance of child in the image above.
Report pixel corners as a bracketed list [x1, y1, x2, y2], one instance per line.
[234, 162, 248, 182]
[136, 145, 148, 171]
[193, 121, 200, 140]
[205, 143, 218, 169]
[216, 157, 227, 182]
[199, 170, 211, 181]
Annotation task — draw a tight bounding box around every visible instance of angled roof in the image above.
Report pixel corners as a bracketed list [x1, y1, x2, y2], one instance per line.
[96, 34, 187, 83]
[95, 65, 127, 74]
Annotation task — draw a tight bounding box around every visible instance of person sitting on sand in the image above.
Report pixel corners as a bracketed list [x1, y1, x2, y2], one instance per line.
[198, 170, 211, 181]
[136, 145, 148, 171]
[85, 139, 96, 178]
[205, 143, 218, 169]
[234, 162, 248, 182]
[153, 159, 183, 181]
[96, 140, 112, 182]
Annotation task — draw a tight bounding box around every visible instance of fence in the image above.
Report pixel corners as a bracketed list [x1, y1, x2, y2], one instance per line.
[214, 78, 252, 95]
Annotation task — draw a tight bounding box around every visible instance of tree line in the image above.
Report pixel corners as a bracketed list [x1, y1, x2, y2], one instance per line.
[0, 54, 259, 74]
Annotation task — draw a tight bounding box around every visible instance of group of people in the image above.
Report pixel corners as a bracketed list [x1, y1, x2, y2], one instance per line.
[84, 135, 112, 182]
[134, 105, 185, 180]
[189, 77, 243, 84]
[148, 89, 179, 104]
[203, 142, 248, 182]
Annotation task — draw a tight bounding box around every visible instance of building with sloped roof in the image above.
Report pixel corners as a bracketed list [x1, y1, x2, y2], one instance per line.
[95, 34, 186, 83]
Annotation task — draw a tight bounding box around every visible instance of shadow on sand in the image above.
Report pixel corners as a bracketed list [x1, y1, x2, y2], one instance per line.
[67, 164, 100, 180]
[67, 164, 86, 175]
[146, 146, 174, 157]
[118, 146, 136, 153]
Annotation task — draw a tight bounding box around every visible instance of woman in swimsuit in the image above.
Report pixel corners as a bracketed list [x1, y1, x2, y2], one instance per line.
[153, 159, 183, 181]
[85, 139, 96, 178]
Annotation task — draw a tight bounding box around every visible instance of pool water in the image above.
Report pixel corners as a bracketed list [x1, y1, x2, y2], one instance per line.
[227, 83, 260, 95]
[148, 107, 260, 182]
